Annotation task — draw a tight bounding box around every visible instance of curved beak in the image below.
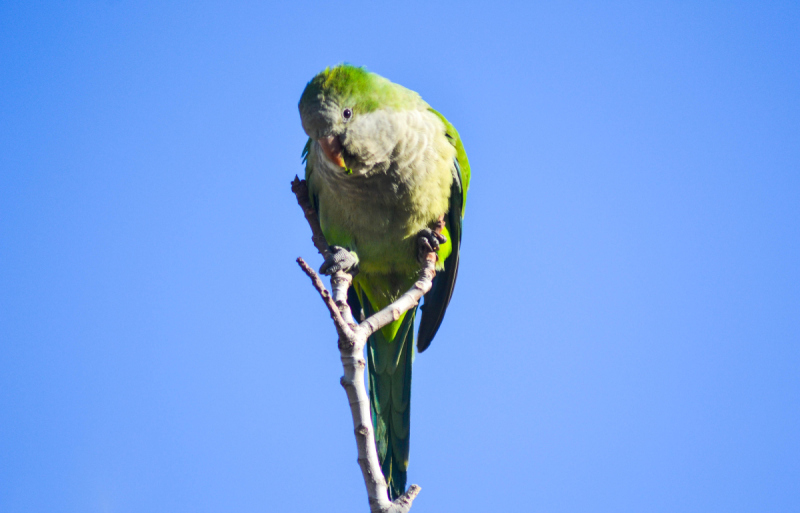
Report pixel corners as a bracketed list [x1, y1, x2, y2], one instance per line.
[317, 135, 345, 168]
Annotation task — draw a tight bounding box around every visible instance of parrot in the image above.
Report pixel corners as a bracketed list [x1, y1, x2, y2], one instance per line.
[298, 64, 470, 500]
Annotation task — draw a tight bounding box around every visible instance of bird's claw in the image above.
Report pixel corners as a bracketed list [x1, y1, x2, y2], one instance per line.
[417, 228, 447, 261]
[319, 246, 359, 275]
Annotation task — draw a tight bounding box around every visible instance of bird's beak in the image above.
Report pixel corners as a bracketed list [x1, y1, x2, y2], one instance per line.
[317, 135, 346, 168]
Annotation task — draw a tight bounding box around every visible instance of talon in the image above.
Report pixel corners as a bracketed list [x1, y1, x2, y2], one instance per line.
[416, 228, 445, 262]
[419, 237, 434, 252]
[319, 246, 359, 275]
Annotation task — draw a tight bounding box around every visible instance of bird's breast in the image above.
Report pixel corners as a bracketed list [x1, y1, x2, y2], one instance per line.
[312, 109, 455, 274]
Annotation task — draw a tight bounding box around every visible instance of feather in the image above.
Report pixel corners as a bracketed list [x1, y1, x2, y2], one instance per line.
[417, 109, 470, 352]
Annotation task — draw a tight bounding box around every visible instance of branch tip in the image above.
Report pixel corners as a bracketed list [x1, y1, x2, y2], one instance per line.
[399, 484, 421, 504]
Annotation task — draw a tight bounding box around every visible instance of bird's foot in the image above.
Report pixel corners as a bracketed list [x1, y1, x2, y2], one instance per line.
[417, 227, 447, 263]
[319, 246, 359, 275]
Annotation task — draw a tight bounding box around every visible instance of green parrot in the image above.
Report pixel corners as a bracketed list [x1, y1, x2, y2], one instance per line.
[298, 64, 470, 500]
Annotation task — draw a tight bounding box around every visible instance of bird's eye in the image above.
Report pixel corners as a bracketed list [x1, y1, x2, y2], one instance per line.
[342, 108, 352, 120]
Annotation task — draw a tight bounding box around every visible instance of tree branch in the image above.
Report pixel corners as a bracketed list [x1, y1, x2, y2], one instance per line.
[292, 176, 429, 512]
[291, 176, 332, 260]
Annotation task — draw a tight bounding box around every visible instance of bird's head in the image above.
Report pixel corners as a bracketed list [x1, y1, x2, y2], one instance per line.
[298, 64, 423, 175]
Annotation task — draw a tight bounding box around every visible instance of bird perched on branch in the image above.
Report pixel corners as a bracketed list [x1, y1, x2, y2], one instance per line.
[298, 64, 470, 500]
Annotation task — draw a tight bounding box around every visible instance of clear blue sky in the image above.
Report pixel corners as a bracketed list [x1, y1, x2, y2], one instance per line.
[1, 2, 798, 512]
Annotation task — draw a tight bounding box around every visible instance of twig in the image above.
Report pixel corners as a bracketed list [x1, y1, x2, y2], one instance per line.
[291, 176, 332, 260]
[292, 176, 430, 512]
[296, 257, 349, 339]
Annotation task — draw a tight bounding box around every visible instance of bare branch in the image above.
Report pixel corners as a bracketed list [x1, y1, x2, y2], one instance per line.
[357, 253, 436, 339]
[296, 257, 351, 339]
[291, 176, 331, 259]
[331, 271, 357, 327]
[292, 177, 428, 512]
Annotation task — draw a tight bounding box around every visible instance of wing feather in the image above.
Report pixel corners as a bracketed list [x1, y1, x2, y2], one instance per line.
[416, 110, 470, 352]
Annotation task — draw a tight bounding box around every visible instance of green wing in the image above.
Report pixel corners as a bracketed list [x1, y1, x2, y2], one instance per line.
[416, 109, 470, 352]
[301, 137, 318, 208]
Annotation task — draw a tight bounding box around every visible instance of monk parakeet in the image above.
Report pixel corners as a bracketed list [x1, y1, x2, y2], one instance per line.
[298, 64, 470, 500]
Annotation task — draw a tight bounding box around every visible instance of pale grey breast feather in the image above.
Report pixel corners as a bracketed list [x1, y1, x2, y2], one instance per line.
[313, 107, 453, 214]
[341, 109, 399, 170]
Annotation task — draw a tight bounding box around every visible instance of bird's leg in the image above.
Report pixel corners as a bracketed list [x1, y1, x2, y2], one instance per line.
[416, 215, 447, 263]
[319, 246, 359, 275]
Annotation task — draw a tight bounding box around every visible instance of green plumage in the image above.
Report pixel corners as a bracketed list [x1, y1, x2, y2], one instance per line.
[299, 64, 470, 500]
[360, 290, 415, 499]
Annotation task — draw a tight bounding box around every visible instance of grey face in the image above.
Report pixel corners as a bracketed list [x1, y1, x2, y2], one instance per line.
[340, 110, 399, 172]
[301, 94, 400, 175]
[299, 95, 345, 140]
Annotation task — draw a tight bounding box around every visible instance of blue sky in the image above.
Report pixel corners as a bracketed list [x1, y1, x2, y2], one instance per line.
[1, 2, 798, 512]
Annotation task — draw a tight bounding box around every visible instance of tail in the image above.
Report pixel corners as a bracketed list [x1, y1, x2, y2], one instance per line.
[362, 296, 416, 501]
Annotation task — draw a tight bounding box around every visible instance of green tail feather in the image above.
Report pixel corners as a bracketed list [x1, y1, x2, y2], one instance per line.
[363, 297, 416, 501]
